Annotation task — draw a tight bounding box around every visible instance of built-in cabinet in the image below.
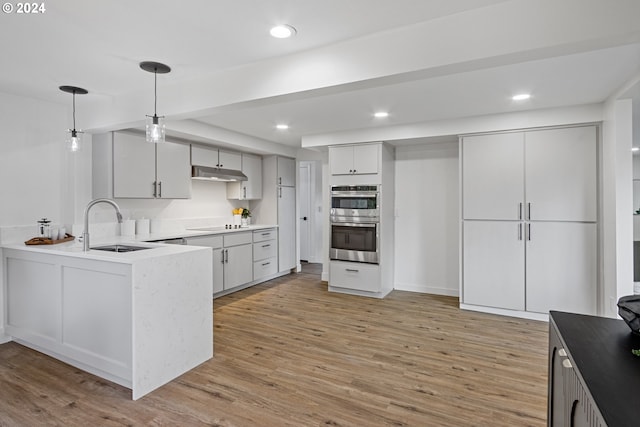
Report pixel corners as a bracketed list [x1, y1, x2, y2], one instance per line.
[252, 156, 296, 273]
[93, 132, 191, 199]
[227, 153, 263, 200]
[327, 142, 395, 298]
[329, 144, 379, 176]
[191, 145, 242, 170]
[460, 126, 598, 317]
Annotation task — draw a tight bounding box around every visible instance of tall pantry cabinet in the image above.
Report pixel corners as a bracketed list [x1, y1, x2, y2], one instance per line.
[251, 156, 297, 273]
[460, 126, 598, 318]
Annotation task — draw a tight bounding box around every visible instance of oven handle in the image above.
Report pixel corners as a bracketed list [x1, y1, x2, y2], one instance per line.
[330, 191, 378, 197]
[331, 222, 377, 228]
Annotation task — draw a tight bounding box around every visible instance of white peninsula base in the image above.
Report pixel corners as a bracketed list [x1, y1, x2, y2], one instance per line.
[2, 243, 213, 400]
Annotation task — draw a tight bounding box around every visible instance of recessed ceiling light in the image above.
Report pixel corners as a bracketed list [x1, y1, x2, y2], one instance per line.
[512, 93, 531, 101]
[374, 112, 389, 118]
[276, 124, 289, 130]
[270, 25, 297, 38]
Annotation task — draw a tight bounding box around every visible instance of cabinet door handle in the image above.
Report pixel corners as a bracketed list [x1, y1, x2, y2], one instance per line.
[221, 249, 225, 264]
[345, 268, 359, 272]
[527, 202, 531, 220]
[527, 223, 531, 241]
[153, 181, 157, 197]
[262, 244, 270, 248]
[224, 249, 229, 263]
[518, 203, 523, 220]
[158, 181, 162, 198]
[243, 187, 246, 198]
[518, 223, 522, 241]
[262, 262, 271, 266]
[261, 232, 270, 236]
[562, 359, 573, 369]
[279, 187, 282, 198]
[278, 177, 282, 185]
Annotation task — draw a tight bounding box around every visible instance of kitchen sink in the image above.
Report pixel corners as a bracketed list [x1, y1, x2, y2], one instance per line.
[91, 244, 152, 253]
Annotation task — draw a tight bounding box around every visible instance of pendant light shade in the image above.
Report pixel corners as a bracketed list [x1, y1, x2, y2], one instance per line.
[140, 61, 171, 143]
[59, 86, 88, 152]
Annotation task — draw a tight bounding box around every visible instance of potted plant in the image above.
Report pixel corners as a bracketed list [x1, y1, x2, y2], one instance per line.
[241, 208, 251, 226]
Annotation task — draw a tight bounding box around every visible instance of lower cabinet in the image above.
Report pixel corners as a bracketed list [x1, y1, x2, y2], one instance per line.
[329, 260, 381, 293]
[223, 234, 253, 290]
[462, 221, 597, 316]
[253, 229, 277, 280]
[185, 228, 280, 296]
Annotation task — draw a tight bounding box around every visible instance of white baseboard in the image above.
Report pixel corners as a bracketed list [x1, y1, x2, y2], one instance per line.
[460, 303, 549, 322]
[394, 282, 459, 297]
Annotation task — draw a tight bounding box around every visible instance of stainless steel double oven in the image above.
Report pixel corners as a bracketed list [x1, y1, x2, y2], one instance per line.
[330, 185, 379, 264]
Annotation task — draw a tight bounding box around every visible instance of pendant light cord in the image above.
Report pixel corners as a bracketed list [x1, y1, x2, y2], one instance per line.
[72, 90, 76, 130]
[154, 69, 158, 117]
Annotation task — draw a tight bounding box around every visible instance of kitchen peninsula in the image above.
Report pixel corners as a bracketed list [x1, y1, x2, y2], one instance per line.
[1, 240, 213, 400]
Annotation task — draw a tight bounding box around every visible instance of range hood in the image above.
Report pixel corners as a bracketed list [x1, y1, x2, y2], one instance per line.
[192, 165, 248, 182]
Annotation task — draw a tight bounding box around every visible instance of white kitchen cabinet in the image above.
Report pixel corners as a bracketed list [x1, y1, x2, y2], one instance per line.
[184, 235, 224, 294]
[329, 144, 379, 176]
[460, 125, 598, 318]
[462, 132, 524, 220]
[277, 156, 296, 187]
[191, 145, 242, 171]
[253, 228, 277, 280]
[252, 156, 297, 273]
[525, 127, 597, 222]
[329, 260, 381, 293]
[223, 232, 253, 290]
[277, 186, 296, 272]
[526, 222, 597, 314]
[94, 132, 191, 199]
[227, 153, 263, 200]
[462, 221, 525, 310]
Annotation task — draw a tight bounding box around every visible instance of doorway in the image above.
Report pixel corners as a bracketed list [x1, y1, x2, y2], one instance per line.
[299, 160, 322, 264]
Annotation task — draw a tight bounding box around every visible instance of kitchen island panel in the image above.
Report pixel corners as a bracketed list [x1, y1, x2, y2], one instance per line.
[132, 248, 213, 400]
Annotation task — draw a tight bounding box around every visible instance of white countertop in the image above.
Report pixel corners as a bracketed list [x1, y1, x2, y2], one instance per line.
[1, 224, 277, 263]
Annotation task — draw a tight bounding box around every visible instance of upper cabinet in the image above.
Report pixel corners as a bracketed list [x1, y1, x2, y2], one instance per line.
[277, 156, 296, 187]
[227, 153, 263, 200]
[330, 144, 379, 176]
[93, 132, 191, 199]
[191, 145, 241, 170]
[461, 126, 597, 222]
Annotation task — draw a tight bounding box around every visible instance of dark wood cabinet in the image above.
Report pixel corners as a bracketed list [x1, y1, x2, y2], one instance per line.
[549, 311, 640, 427]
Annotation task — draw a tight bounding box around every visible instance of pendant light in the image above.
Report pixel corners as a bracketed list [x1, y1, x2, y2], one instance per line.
[140, 61, 171, 143]
[59, 85, 88, 152]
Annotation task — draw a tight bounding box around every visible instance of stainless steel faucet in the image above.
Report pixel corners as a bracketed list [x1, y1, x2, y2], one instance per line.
[82, 198, 123, 251]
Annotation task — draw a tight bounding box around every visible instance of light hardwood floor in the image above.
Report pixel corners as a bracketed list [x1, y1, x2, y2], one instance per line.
[0, 267, 549, 426]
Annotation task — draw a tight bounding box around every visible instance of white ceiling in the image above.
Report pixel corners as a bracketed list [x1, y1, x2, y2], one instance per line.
[1, 0, 640, 149]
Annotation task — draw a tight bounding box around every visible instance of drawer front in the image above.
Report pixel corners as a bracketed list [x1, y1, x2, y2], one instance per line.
[253, 240, 277, 261]
[254, 257, 278, 280]
[329, 261, 380, 292]
[185, 235, 223, 248]
[253, 228, 277, 243]
[223, 231, 252, 247]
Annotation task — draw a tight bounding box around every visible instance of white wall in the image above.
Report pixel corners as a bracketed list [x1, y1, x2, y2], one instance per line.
[394, 141, 460, 295]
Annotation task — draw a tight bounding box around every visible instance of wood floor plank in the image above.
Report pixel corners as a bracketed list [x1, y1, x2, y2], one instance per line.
[0, 267, 548, 426]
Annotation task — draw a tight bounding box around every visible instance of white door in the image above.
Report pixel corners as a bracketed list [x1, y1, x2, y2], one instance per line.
[278, 185, 297, 271]
[463, 221, 525, 310]
[525, 126, 597, 222]
[156, 142, 191, 199]
[242, 153, 262, 199]
[113, 132, 156, 198]
[462, 133, 524, 220]
[525, 222, 597, 315]
[299, 163, 311, 262]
